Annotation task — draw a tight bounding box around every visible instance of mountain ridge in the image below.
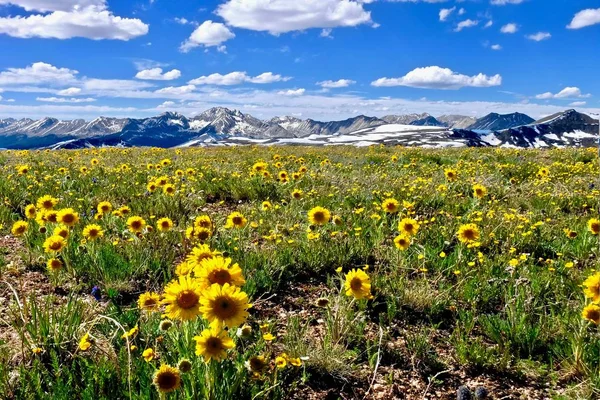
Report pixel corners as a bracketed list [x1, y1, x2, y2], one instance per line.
[0, 108, 596, 149]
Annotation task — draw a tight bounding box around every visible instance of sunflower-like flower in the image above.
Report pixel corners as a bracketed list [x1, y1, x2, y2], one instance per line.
[138, 292, 161, 312]
[53, 225, 70, 239]
[83, 224, 104, 240]
[457, 224, 480, 244]
[46, 258, 63, 273]
[381, 198, 400, 214]
[43, 235, 67, 253]
[344, 269, 373, 300]
[11, 221, 28, 236]
[398, 218, 419, 237]
[37, 195, 59, 211]
[582, 304, 600, 324]
[225, 212, 247, 229]
[583, 273, 600, 303]
[97, 201, 112, 215]
[393, 234, 411, 251]
[308, 206, 331, 226]
[156, 217, 173, 232]
[195, 256, 246, 288]
[472, 184, 487, 199]
[588, 218, 600, 236]
[57, 208, 79, 227]
[193, 326, 235, 363]
[152, 364, 181, 394]
[194, 215, 213, 230]
[444, 169, 458, 182]
[161, 276, 203, 321]
[186, 244, 217, 270]
[24, 204, 37, 219]
[127, 216, 146, 233]
[200, 283, 250, 329]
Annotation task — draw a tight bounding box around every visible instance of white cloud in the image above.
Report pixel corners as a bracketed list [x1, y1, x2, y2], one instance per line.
[484, 20, 493, 28]
[36, 96, 96, 103]
[174, 17, 193, 25]
[500, 23, 518, 33]
[277, 88, 306, 96]
[135, 68, 182, 81]
[249, 72, 291, 84]
[526, 32, 551, 41]
[188, 71, 291, 85]
[0, 0, 104, 12]
[216, 0, 373, 34]
[491, 44, 502, 50]
[180, 20, 235, 52]
[57, 87, 82, 95]
[317, 79, 356, 88]
[0, 5, 148, 40]
[569, 101, 586, 107]
[567, 8, 600, 30]
[320, 28, 333, 38]
[439, 7, 455, 22]
[157, 100, 176, 108]
[371, 66, 502, 89]
[454, 19, 478, 32]
[458, 8, 466, 15]
[155, 85, 196, 95]
[491, 0, 524, 4]
[0, 62, 78, 85]
[535, 87, 591, 99]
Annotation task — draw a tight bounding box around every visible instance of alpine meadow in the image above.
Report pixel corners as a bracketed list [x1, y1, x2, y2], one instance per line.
[2, 0, 600, 399]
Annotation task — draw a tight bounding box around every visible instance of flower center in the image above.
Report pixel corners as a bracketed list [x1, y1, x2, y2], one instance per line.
[177, 290, 199, 309]
[209, 269, 232, 285]
[350, 277, 363, 291]
[214, 297, 238, 319]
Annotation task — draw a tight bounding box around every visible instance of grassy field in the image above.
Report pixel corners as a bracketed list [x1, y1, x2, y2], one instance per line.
[0, 145, 599, 399]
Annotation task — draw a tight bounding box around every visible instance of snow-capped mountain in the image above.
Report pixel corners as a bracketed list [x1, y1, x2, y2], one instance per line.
[437, 115, 478, 129]
[0, 108, 596, 149]
[495, 109, 599, 148]
[467, 112, 535, 131]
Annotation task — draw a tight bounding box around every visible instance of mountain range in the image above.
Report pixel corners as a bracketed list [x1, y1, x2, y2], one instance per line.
[0, 108, 596, 149]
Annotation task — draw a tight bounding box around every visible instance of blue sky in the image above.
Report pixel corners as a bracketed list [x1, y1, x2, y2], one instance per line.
[0, 0, 599, 121]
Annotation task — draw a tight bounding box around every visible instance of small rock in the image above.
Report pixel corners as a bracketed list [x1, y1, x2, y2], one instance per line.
[475, 386, 488, 399]
[457, 386, 472, 400]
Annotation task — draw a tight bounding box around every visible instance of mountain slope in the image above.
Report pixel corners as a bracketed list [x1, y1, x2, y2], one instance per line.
[437, 115, 477, 129]
[468, 112, 534, 131]
[495, 110, 598, 147]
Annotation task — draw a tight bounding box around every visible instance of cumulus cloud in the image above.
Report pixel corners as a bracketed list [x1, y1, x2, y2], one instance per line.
[439, 7, 455, 22]
[567, 8, 600, 29]
[371, 66, 502, 89]
[155, 85, 196, 95]
[83, 79, 154, 91]
[57, 87, 82, 95]
[180, 20, 235, 52]
[0, 5, 148, 40]
[491, 44, 502, 50]
[526, 32, 551, 41]
[216, 0, 373, 34]
[0, 62, 78, 85]
[188, 71, 291, 85]
[135, 68, 182, 81]
[317, 79, 356, 88]
[0, 0, 104, 12]
[569, 101, 586, 107]
[535, 87, 591, 99]
[454, 19, 478, 32]
[500, 23, 518, 33]
[36, 96, 96, 103]
[157, 101, 176, 108]
[277, 88, 306, 96]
